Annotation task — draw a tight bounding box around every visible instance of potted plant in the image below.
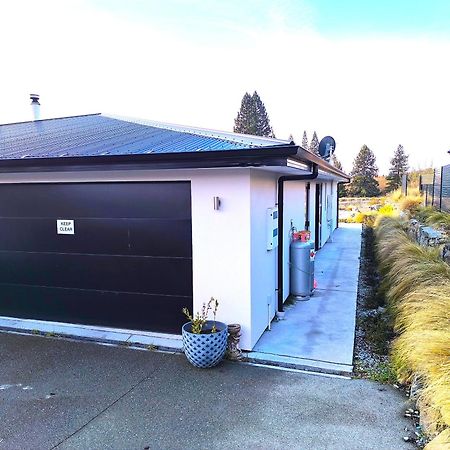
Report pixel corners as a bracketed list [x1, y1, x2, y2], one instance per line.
[182, 297, 228, 368]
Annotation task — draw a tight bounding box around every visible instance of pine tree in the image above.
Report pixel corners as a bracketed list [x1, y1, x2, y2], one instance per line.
[288, 133, 294, 143]
[302, 131, 308, 150]
[348, 145, 380, 197]
[330, 154, 342, 170]
[253, 91, 275, 137]
[233, 91, 275, 137]
[386, 144, 409, 192]
[331, 155, 347, 196]
[234, 93, 254, 135]
[309, 131, 319, 155]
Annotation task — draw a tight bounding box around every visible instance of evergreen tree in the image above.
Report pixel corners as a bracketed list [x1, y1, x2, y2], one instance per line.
[233, 93, 254, 135]
[386, 144, 409, 192]
[331, 154, 347, 196]
[253, 91, 275, 137]
[309, 131, 320, 155]
[288, 133, 294, 143]
[302, 131, 308, 150]
[330, 154, 342, 170]
[233, 91, 275, 137]
[348, 145, 380, 197]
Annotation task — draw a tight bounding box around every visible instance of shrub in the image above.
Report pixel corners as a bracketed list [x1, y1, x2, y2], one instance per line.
[400, 195, 423, 215]
[351, 211, 377, 225]
[408, 186, 421, 197]
[415, 206, 437, 223]
[426, 211, 450, 233]
[378, 204, 395, 216]
[388, 188, 403, 203]
[373, 204, 398, 228]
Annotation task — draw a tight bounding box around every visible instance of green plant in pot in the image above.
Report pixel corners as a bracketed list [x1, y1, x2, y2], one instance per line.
[182, 297, 228, 368]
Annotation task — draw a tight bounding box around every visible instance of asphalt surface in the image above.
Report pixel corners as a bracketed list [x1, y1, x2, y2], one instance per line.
[0, 332, 412, 450]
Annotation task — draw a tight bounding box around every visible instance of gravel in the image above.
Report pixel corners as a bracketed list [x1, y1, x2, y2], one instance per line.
[353, 225, 391, 374]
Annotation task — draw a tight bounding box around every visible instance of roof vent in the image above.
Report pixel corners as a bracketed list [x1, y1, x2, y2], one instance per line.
[30, 94, 40, 121]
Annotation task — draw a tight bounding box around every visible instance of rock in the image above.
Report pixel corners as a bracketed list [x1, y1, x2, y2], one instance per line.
[418, 226, 446, 247]
[408, 219, 420, 241]
[441, 243, 450, 265]
[409, 374, 422, 401]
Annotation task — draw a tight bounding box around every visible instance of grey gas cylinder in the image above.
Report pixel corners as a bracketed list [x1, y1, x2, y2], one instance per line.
[290, 240, 311, 298]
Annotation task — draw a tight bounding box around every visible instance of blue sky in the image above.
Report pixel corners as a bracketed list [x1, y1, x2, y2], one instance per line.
[91, 0, 450, 37]
[313, 0, 450, 36]
[1, 0, 450, 172]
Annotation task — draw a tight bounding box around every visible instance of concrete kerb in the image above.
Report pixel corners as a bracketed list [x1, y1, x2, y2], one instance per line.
[0, 321, 355, 379]
[0, 317, 183, 354]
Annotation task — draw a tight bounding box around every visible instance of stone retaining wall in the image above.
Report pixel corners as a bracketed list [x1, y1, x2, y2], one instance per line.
[408, 219, 450, 264]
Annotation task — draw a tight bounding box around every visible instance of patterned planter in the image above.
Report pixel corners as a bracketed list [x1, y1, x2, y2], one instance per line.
[182, 320, 228, 368]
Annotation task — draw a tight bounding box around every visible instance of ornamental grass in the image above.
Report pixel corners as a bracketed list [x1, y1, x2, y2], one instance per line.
[375, 217, 450, 446]
[399, 195, 423, 216]
[426, 210, 450, 233]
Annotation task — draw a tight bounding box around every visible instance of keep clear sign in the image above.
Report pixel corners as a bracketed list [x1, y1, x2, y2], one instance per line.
[57, 219, 75, 235]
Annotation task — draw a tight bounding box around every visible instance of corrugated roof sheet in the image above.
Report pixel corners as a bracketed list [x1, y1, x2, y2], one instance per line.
[0, 113, 289, 161]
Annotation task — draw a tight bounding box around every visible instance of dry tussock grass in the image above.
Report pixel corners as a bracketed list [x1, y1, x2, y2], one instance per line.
[388, 188, 403, 202]
[400, 195, 423, 215]
[375, 217, 450, 441]
[426, 211, 450, 233]
[424, 428, 450, 449]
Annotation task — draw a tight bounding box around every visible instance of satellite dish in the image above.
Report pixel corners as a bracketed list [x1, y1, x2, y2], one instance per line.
[318, 136, 336, 160]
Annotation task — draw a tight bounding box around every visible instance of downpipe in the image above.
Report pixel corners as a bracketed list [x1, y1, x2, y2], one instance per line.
[277, 163, 318, 314]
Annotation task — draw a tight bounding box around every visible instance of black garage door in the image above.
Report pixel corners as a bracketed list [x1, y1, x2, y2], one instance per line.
[0, 182, 192, 334]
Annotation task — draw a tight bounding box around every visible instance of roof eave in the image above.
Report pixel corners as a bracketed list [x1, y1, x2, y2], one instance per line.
[0, 145, 299, 173]
[291, 147, 350, 181]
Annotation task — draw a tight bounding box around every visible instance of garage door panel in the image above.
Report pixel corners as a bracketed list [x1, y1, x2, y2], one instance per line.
[0, 218, 192, 257]
[0, 182, 191, 219]
[0, 181, 193, 333]
[129, 219, 192, 257]
[0, 252, 192, 296]
[0, 284, 188, 334]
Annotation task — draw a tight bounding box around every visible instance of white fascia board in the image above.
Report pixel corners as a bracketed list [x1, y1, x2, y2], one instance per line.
[316, 169, 347, 182]
[286, 158, 310, 171]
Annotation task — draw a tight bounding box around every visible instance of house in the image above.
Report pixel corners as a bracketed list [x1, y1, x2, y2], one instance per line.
[0, 112, 349, 350]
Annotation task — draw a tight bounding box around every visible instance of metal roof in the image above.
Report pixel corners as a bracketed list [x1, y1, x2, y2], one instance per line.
[0, 113, 291, 161]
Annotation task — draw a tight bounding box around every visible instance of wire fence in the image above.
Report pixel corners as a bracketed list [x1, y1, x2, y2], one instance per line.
[419, 164, 450, 212]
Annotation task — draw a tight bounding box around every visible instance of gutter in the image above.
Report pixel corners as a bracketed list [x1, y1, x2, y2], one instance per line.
[277, 163, 319, 313]
[292, 147, 350, 180]
[0, 145, 299, 173]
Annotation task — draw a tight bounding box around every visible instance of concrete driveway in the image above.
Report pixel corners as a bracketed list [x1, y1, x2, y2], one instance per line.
[0, 332, 411, 450]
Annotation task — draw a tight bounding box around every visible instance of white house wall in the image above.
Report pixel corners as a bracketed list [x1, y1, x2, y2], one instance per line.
[0, 168, 255, 349]
[0, 166, 343, 351]
[320, 180, 338, 245]
[321, 182, 331, 244]
[282, 180, 307, 301]
[249, 169, 278, 348]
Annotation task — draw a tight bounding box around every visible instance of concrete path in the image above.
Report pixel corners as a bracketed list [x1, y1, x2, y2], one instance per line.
[250, 224, 362, 375]
[0, 333, 411, 450]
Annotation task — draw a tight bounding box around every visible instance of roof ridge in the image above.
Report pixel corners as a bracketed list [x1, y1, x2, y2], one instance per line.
[0, 113, 102, 127]
[103, 114, 290, 148]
